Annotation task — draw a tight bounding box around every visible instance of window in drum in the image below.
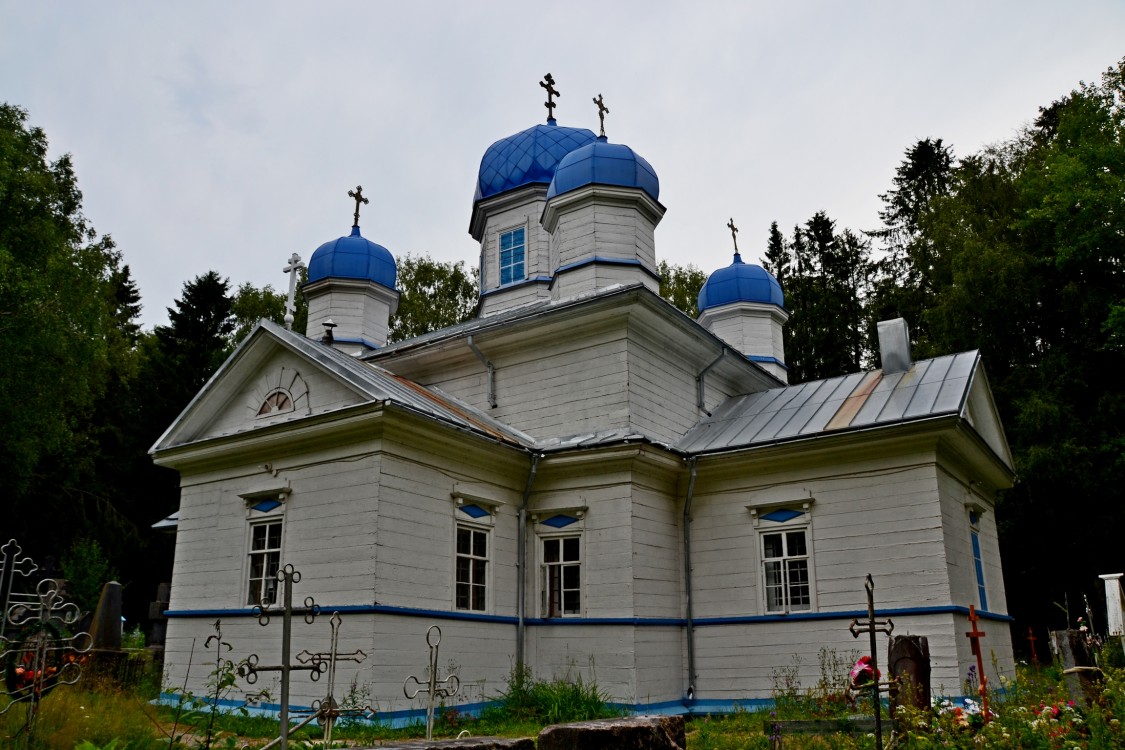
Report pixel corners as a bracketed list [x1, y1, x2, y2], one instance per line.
[456, 525, 488, 611]
[542, 536, 580, 617]
[969, 511, 988, 610]
[247, 520, 282, 606]
[499, 227, 526, 285]
[761, 529, 811, 613]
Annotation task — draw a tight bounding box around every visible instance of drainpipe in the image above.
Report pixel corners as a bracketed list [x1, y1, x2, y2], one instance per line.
[517, 452, 541, 670]
[696, 347, 726, 416]
[467, 336, 497, 408]
[682, 457, 699, 703]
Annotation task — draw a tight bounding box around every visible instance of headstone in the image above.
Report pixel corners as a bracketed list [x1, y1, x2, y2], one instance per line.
[89, 581, 122, 650]
[1101, 574, 1124, 636]
[888, 635, 930, 713]
[1050, 629, 1101, 706]
[376, 738, 533, 750]
[146, 582, 170, 648]
[538, 716, 685, 750]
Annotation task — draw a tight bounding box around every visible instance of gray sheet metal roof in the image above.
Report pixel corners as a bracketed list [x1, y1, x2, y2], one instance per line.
[675, 351, 980, 454]
[265, 321, 534, 448]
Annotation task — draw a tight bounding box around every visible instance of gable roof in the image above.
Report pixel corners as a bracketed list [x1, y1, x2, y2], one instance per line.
[675, 350, 1013, 469]
[150, 319, 532, 454]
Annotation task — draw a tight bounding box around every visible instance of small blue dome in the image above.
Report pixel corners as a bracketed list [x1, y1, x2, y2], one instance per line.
[307, 226, 397, 289]
[546, 136, 660, 202]
[697, 253, 785, 312]
[475, 122, 598, 202]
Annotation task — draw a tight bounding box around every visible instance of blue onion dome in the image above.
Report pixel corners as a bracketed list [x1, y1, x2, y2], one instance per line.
[307, 225, 397, 289]
[697, 252, 785, 313]
[546, 136, 660, 202]
[474, 122, 598, 202]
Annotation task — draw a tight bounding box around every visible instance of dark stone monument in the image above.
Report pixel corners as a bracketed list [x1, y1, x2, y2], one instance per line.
[538, 716, 685, 750]
[89, 581, 122, 650]
[374, 738, 534, 750]
[888, 634, 931, 714]
[146, 582, 170, 648]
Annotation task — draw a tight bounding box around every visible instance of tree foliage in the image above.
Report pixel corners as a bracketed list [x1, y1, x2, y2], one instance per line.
[658, 260, 708, 318]
[388, 254, 478, 342]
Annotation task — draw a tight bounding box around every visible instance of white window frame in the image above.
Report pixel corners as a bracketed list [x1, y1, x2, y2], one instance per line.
[247, 517, 283, 606]
[967, 505, 989, 611]
[451, 492, 501, 614]
[759, 526, 812, 613]
[240, 485, 290, 607]
[749, 499, 816, 615]
[539, 534, 582, 618]
[498, 225, 527, 286]
[455, 523, 490, 612]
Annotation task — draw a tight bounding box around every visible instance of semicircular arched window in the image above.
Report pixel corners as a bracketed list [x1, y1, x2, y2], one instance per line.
[257, 389, 294, 416]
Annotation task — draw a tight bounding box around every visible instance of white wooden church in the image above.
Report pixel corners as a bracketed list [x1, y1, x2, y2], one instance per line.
[153, 85, 1016, 720]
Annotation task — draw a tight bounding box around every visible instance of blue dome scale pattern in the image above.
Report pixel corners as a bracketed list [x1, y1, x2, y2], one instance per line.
[697, 252, 785, 313]
[475, 123, 598, 202]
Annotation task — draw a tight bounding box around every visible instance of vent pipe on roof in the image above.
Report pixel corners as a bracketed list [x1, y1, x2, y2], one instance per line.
[877, 318, 912, 374]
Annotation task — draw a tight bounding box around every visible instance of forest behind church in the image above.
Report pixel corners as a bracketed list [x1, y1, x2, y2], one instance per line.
[1, 57, 1122, 644]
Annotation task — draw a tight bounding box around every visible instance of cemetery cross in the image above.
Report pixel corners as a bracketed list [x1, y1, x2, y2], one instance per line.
[404, 625, 460, 740]
[848, 574, 894, 750]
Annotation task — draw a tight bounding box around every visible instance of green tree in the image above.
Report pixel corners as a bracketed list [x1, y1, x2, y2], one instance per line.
[388, 254, 478, 343]
[658, 260, 708, 318]
[230, 278, 307, 344]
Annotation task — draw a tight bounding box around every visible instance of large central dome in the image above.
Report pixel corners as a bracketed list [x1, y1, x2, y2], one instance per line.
[474, 122, 597, 202]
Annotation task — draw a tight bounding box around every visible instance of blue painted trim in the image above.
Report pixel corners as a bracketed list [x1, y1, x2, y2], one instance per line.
[250, 499, 282, 513]
[761, 509, 803, 523]
[459, 504, 490, 519]
[327, 336, 381, 351]
[747, 355, 788, 370]
[553, 256, 661, 282]
[542, 514, 578, 528]
[165, 603, 1013, 625]
[478, 276, 552, 298]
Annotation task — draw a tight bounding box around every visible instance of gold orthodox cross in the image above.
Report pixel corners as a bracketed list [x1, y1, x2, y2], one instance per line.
[348, 185, 368, 227]
[593, 93, 609, 137]
[541, 73, 560, 122]
[727, 218, 740, 254]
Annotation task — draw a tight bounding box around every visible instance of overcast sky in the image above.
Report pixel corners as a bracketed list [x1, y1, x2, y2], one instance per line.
[4, 2, 1123, 328]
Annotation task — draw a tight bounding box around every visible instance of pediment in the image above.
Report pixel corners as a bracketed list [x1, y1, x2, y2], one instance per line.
[960, 361, 1014, 471]
[150, 322, 381, 453]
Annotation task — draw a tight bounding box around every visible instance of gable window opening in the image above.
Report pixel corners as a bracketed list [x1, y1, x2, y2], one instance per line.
[257, 389, 294, 416]
[499, 227, 526, 286]
[542, 536, 580, 617]
[455, 525, 488, 612]
[248, 519, 282, 606]
[762, 529, 811, 613]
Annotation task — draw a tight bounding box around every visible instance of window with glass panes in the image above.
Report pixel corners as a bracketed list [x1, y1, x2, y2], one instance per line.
[541, 536, 580, 617]
[761, 529, 810, 612]
[247, 520, 282, 606]
[455, 525, 488, 611]
[499, 227, 525, 285]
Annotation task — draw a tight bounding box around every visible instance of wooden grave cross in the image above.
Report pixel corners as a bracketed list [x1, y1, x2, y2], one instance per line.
[848, 574, 894, 750]
[404, 625, 460, 740]
[965, 604, 990, 721]
[238, 564, 323, 750]
[1026, 626, 1038, 667]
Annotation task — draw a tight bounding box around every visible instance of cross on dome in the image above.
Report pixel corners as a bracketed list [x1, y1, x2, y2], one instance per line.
[540, 73, 560, 123]
[727, 217, 741, 260]
[593, 94, 609, 137]
[348, 185, 369, 227]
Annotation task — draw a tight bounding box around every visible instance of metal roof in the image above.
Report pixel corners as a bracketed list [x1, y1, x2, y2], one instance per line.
[675, 351, 980, 454]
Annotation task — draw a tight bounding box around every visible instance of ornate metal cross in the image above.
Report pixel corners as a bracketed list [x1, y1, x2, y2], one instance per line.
[348, 185, 368, 227]
[965, 604, 990, 721]
[540, 73, 560, 122]
[0, 538, 38, 640]
[282, 252, 304, 330]
[0, 577, 92, 729]
[849, 574, 894, 750]
[727, 218, 740, 255]
[295, 612, 369, 745]
[403, 625, 460, 740]
[592, 94, 609, 137]
[238, 564, 322, 750]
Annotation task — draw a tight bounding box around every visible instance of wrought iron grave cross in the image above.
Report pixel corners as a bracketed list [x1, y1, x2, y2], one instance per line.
[348, 185, 368, 227]
[238, 564, 322, 750]
[282, 252, 304, 330]
[965, 604, 990, 721]
[849, 574, 895, 750]
[593, 94, 609, 137]
[541, 73, 560, 122]
[295, 611, 370, 745]
[404, 625, 460, 740]
[0, 538, 38, 640]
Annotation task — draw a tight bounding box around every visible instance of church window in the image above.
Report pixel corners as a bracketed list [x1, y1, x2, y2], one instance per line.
[247, 519, 283, 606]
[455, 525, 488, 612]
[499, 227, 526, 285]
[761, 529, 811, 613]
[969, 510, 988, 610]
[257, 389, 294, 416]
[541, 536, 581, 617]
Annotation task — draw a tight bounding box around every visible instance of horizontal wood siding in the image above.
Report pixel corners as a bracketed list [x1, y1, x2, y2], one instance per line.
[631, 483, 683, 619]
[527, 624, 637, 704]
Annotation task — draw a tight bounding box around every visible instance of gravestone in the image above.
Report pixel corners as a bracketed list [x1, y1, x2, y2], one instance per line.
[374, 739, 533, 750]
[888, 635, 930, 713]
[89, 581, 122, 650]
[147, 581, 170, 648]
[538, 716, 685, 750]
